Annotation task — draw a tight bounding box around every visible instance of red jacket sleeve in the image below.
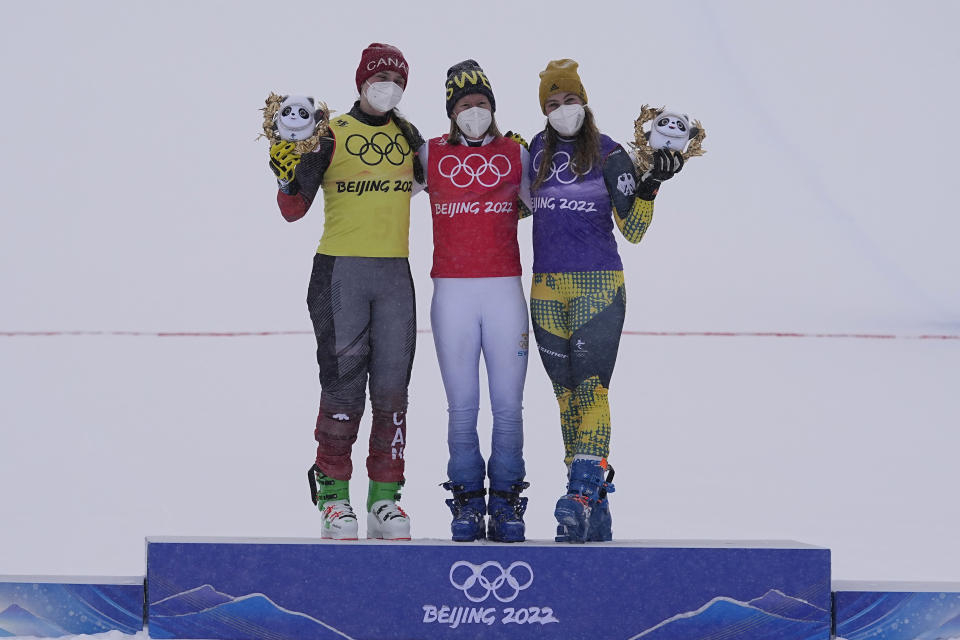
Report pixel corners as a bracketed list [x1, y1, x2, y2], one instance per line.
[277, 190, 309, 222]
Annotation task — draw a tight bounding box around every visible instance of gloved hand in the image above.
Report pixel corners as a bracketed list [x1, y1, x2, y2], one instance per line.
[269, 141, 301, 184]
[504, 130, 529, 150]
[648, 148, 683, 181]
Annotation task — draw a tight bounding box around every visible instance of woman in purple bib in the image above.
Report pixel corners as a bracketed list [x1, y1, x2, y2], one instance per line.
[527, 59, 684, 543]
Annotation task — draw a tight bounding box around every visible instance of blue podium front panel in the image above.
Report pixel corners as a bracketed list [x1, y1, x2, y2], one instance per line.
[0, 575, 144, 637]
[146, 537, 831, 640]
[833, 580, 960, 640]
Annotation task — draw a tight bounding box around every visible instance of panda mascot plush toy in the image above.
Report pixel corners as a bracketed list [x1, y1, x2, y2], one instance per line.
[272, 95, 319, 142]
[260, 92, 330, 157]
[648, 111, 695, 152]
[631, 104, 707, 175]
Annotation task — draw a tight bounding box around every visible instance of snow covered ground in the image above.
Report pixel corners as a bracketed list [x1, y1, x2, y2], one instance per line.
[2, 330, 958, 582]
[2, 1, 959, 638]
[3, 327, 959, 640]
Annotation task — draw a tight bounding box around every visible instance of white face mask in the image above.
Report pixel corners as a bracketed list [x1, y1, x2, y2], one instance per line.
[455, 106, 492, 139]
[364, 81, 404, 113]
[548, 103, 585, 137]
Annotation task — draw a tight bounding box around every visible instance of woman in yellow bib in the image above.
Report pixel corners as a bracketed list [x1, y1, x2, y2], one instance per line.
[269, 43, 424, 541]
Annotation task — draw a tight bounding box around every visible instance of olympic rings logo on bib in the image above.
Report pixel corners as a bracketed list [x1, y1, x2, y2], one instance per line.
[438, 153, 512, 188]
[532, 150, 579, 184]
[449, 560, 534, 603]
[345, 132, 411, 166]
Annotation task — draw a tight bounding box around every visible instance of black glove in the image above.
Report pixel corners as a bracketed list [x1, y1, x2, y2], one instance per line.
[504, 130, 529, 150]
[649, 148, 683, 181]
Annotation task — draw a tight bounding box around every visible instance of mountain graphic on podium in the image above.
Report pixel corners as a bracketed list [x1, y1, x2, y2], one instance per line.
[630, 589, 830, 640]
[918, 611, 960, 639]
[151, 584, 234, 616]
[149, 585, 355, 640]
[0, 604, 68, 637]
[749, 589, 830, 621]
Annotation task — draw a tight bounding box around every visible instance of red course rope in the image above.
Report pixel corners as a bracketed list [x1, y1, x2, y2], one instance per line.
[1, 330, 957, 340]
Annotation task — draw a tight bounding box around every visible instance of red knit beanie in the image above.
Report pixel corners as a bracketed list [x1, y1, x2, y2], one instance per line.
[355, 43, 409, 91]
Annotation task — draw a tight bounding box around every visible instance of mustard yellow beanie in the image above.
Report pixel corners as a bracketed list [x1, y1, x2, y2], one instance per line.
[538, 59, 587, 114]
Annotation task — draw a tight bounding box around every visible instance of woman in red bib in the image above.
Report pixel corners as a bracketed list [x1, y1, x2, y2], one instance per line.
[418, 60, 532, 542]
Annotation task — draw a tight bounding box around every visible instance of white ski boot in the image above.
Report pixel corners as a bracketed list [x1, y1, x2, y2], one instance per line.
[320, 500, 359, 540]
[308, 464, 358, 540]
[367, 500, 411, 540]
[366, 480, 410, 540]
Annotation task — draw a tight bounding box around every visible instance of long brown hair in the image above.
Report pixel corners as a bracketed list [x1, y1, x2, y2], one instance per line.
[532, 106, 601, 192]
[447, 113, 503, 145]
[389, 108, 425, 184]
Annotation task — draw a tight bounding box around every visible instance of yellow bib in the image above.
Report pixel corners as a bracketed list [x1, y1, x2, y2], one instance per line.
[318, 114, 414, 257]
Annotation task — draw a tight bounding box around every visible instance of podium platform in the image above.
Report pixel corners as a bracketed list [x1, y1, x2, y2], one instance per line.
[0, 575, 144, 637]
[833, 580, 960, 640]
[146, 537, 831, 640]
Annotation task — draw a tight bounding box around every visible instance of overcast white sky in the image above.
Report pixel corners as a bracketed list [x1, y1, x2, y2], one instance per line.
[1, 0, 958, 593]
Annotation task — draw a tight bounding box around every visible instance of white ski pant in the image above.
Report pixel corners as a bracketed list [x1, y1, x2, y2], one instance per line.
[431, 277, 529, 489]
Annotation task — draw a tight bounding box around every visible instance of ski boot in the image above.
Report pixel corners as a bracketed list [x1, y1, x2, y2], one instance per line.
[554, 457, 607, 543]
[366, 480, 411, 540]
[442, 481, 487, 542]
[586, 465, 615, 542]
[487, 482, 530, 543]
[308, 464, 358, 540]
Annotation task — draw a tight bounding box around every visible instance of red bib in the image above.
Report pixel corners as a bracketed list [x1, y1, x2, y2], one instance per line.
[427, 136, 523, 278]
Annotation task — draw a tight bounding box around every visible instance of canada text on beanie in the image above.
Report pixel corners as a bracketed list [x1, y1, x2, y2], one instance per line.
[444, 59, 495, 117]
[356, 43, 409, 92]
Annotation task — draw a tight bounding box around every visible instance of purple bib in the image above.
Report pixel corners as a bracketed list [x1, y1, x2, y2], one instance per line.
[528, 133, 623, 273]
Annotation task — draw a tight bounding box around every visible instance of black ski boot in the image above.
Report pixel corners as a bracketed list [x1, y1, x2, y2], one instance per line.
[586, 465, 615, 542]
[488, 481, 530, 543]
[442, 481, 487, 542]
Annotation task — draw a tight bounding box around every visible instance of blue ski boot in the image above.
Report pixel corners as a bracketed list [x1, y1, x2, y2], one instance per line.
[586, 465, 615, 542]
[554, 458, 607, 543]
[442, 481, 486, 542]
[487, 482, 530, 543]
